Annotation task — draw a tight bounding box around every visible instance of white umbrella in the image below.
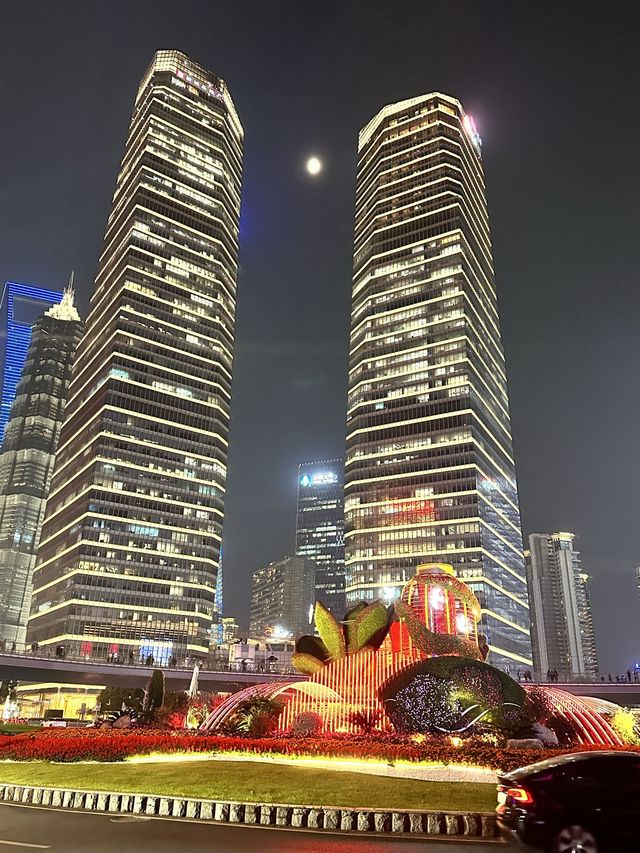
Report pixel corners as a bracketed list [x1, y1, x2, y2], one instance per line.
[187, 663, 200, 699]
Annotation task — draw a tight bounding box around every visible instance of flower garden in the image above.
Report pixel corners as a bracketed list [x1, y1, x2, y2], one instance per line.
[2, 563, 639, 811]
[0, 726, 637, 769]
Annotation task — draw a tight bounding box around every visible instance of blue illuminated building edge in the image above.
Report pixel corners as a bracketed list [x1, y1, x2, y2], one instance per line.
[0, 281, 63, 438]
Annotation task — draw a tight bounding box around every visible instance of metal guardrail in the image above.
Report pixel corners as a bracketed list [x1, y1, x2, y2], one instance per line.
[0, 647, 298, 678]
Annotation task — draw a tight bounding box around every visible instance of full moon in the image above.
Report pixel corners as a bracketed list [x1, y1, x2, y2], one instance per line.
[306, 156, 322, 176]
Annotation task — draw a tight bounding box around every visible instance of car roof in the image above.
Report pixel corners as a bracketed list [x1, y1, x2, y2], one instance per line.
[502, 750, 640, 781]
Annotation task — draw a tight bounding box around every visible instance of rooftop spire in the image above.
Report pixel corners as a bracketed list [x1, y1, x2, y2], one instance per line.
[45, 272, 81, 322]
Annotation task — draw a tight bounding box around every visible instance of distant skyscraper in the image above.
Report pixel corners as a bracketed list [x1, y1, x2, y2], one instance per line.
[345, 93, 531, 672]
[576, 570, 598, 677]
[0, 282, 63, 438]
[215, 549, 224, 643]
[295, 459, 345, 614]
[249, 556, 315, 640]
[27, 51, 243, 664]
[0, 289, 83, 645]
[220, 615, 239, 644]
[525, 532, 598, 677]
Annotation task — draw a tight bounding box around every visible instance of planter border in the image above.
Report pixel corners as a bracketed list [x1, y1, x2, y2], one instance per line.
[0, 782, 497, 838]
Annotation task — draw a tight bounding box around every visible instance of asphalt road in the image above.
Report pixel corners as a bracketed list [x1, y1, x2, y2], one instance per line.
[0, 803, 513, 851]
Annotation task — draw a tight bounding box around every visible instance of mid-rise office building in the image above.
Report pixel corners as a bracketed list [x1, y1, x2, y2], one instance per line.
[220, 615, 240, 644]
[295, 459, 345, 614]
[27, 51, 243, 664]
[345, 93, 531, 671]
[0, 282, 63, 438]
[0, 289, 83, 644]
[525, 532, 598, 677]
[249, 556, 315, 640]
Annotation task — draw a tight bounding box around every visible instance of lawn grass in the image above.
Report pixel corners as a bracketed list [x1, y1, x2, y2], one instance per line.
[0, 760, 496, 812]
[0, 724, 39, 734]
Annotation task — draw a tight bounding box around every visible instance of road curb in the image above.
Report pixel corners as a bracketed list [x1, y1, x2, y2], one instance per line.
[0, 783, 497, 838]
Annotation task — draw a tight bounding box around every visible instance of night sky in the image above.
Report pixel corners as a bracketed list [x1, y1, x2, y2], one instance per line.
[2, 1, 639, 671]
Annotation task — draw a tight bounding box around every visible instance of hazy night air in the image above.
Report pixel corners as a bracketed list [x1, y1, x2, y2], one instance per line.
[1, 0, 639, 671]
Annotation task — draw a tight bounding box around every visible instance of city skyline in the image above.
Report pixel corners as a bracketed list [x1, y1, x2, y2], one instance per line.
[26, 50, 244, 663]
[1, 2, 639, 670]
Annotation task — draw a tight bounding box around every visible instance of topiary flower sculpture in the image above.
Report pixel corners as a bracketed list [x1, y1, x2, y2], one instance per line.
[394, 600, 485, 661]
[291, 600, 393, 675]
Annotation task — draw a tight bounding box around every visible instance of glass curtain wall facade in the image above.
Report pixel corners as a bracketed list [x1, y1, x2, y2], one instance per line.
[27, 51, 243, 664]
[0, 291, 83, 645]
[0, 282, 63, 438]
[249, 556, 315, 640]
[295, 459, 345, 615]
[345, 93, 531, 672]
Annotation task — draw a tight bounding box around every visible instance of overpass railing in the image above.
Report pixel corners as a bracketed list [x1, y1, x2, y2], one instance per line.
[0, 641, 298, 677]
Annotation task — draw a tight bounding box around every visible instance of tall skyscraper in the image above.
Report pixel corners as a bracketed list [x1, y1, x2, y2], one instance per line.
[525, 532, 598, 678]
[0, 282, 63, 438]
[249, 556, 315, 640]
[576, 570, 598, 677]
[295, 459, 345, 615]
[27, 51, 243, 664]
[345, 93, 531, 672]
[0, 289, 83, 645]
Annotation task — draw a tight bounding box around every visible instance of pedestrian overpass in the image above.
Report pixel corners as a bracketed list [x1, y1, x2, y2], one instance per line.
[0, 652, 304, 694]
[2, 653, 639, 706]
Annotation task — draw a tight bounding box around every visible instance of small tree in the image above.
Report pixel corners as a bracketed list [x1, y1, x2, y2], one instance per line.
[142, 669, 165, 721]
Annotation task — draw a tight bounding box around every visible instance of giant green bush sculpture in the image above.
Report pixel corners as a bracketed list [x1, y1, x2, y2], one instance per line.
[292, 601, 393, 675]
[379, 655, 525, 734]
[394, 600, 486, 661]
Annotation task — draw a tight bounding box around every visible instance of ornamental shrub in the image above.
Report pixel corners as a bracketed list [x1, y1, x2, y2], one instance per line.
[99, 686, 144, 714]
[348, 709, 384, 734]
[291, 712, 323, 737]
[610, 708, 640, 745]
[221, 697, 283, 737]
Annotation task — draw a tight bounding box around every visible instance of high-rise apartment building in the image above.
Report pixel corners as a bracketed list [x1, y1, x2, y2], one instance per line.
[525, 532, 598, 678]
[27, 51, 243, 664]
[295, 459, 345, 615]
[0, 290, 83, 645]
[576, 570, 598, 677]
[249, 556, 315, 640]
[345, 94, 531, 672]
[0, 282, 63, 438]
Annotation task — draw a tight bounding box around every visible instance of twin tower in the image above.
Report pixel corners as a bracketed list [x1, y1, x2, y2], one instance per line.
[23, 50, 530, 673]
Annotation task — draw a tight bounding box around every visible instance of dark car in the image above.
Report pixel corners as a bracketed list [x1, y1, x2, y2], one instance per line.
[496, 750, 640, 851]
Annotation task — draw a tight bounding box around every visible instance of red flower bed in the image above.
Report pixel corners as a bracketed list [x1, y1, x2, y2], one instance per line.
[1, 728, 637, 770]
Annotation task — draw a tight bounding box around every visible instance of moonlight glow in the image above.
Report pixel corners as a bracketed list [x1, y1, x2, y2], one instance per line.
[306, 156, 322, 175]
